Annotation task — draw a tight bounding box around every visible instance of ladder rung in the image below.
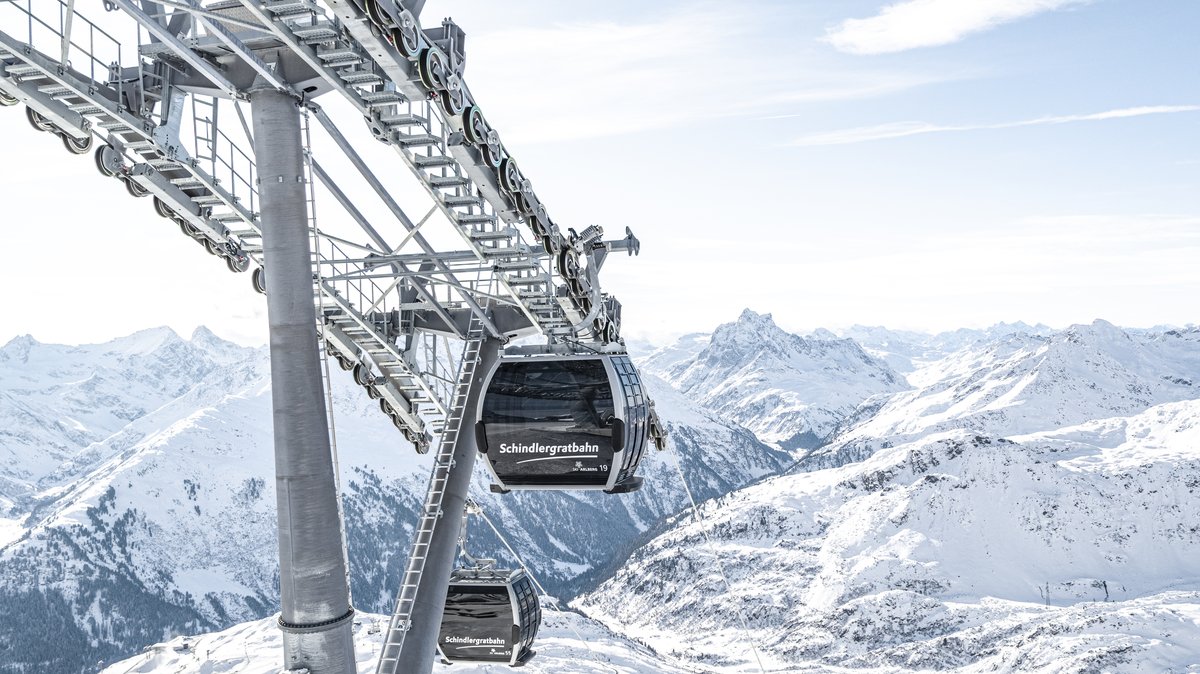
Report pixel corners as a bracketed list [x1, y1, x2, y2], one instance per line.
[361, 91, 405, 107]
[413, 155, 456, 168]
[396, 133, 441, 148]
[457, 213, 493, 225]
[339, 70, 382, 85]
[443, 195, 481, 208]
[290, 22, 337, 40]
[428, 175, 470, 188]
[4, 64, 40, 77]
[380, 113, 427, 127]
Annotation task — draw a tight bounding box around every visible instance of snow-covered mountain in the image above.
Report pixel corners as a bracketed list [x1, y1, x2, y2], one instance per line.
[834, 321, 1058, 374]
[644, 310, 907, 449]
[578, 397, 1200, 672]
[0, 327, 261, 512]
[11, 318, 1200, 674]
[0, 329, 788, 673]
[806, 320, 1200, 470]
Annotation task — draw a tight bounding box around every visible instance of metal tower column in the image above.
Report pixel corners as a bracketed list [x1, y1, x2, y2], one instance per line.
[394, 338, 500, 674]
[251, 85, 356, 674]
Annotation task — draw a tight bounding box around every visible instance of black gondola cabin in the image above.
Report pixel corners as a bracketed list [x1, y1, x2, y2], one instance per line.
[475, 351, 651, 493]
[438, 568, 541, 666]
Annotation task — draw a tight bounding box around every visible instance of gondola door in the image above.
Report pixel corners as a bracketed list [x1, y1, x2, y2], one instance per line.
[438, 583, 516, 663]
[479, 356, 619, 488]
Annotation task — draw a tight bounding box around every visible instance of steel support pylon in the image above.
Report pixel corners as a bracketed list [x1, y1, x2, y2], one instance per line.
[251, 85, 356, 674]
[393, 338, 501, 674]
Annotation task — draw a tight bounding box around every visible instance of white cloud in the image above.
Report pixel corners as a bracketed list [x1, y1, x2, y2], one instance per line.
[465, 6, 946, 144]
[826, 0, 1089, 55]
[790, 105, 1200, 146]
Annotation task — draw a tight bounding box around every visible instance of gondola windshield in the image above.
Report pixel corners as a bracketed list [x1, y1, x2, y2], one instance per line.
[439, 584, 515, 663]
[481, 358, 616, 487]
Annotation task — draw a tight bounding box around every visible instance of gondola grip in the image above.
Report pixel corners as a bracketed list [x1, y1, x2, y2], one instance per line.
[611, 418, 625, 452]
[475, 421, 488, 453]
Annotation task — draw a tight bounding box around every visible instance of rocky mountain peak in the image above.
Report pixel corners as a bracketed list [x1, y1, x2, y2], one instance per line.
[665, 311, 906, 447]
[0, 334, 38, 363]
[1059, 318, 1127, 342]
[103, 326, 185, 356]
[714, 309, 786, 342]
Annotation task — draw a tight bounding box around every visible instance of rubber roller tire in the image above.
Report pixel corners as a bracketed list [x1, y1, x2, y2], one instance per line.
[251, 267, 267, 294]
[26, 108, 55, 132]
[61, 133, 93, 155]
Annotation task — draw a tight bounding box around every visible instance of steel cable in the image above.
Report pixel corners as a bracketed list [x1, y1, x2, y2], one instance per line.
[667, 447, 767, 673]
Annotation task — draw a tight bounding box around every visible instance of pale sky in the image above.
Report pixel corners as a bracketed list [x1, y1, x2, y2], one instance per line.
[0, 0, 1196, 347]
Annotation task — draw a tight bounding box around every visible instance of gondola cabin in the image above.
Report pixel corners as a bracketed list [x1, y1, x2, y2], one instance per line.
[475, 351, 651, 493]
[438, 568, 541, 666]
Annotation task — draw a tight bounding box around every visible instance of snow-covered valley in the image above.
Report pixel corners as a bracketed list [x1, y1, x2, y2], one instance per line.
[5, 313, 1200, 673]
[0, 320, 789, 672]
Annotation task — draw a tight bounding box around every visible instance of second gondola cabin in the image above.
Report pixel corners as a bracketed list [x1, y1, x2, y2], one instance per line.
[438, 568, 541, 666]
[475, 349, 650, 493]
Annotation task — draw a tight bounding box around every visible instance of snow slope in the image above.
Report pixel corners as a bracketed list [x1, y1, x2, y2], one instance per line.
[807, 321, 1200, 470]
[0, 328, 261, 507]
[99, 608, 697, 674]
[579, 398, 1200, 672]
[100, 604, 700, 671]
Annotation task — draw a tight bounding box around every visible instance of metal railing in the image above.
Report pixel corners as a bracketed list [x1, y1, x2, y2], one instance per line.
[191, 96, 258, 213]
[0, 0, 123, 90]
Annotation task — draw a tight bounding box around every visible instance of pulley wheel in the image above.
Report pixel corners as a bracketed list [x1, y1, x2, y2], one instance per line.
[251, 266, 267, 294]
[440, 86, 466, 116]
[379, 399, 395, 416]
[364, 0, 389, 28]
[517, 187, 538, 217]
[527, 215, 546, 241]
[0, 89, 17, 106]
[124, 177, 150, 198]
[226, 253, 250, 273]
[558, 248, 579, 280]
[463, 106, 488, 145]
[201, 238, 218, 256]
[499, 158, 522, 194]
[153, 196, 174, 219]
[365, 384, 382, 400]
[353, 362, 372, 387]
[417, 48, 448, 91]
[484, 132, 504, 169]
[61, 133, 93, 155]
[26, 108, 55, 132]
[94, 144, 121, 177]
[391, 12, 421, 58]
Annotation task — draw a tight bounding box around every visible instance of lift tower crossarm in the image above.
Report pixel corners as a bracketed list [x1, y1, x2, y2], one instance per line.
[308, 157, 466, 340]
[106, 0, 240, 98]
[183, 0, 296, 95]
[240, 0, 610, 338]
[312, 107, 507, 341]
